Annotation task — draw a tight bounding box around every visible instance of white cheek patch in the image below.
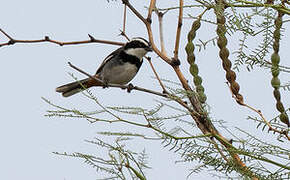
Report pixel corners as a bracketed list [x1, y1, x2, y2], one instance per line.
[125, 48, 148, 59]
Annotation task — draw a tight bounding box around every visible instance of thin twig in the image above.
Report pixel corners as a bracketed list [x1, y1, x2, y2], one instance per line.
[122, 0, 147, 24]
[226, 82, 290, 140]
[145, 57, 168, 94]
[147, 0, 156, 21]
[122, 0, 172, 64]
[155, 8, 168, 56]
[123, 4, 127, 35]
[0, 29, 124, 47]
[68, 62, 168, 98]
[173, 0, 184, 60]
[120, 4, 130, 41]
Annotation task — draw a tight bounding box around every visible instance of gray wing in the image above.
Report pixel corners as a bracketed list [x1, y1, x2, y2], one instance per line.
[96, 46, 124, 74]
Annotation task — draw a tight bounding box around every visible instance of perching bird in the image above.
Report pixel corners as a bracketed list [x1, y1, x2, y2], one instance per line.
[56, 37, 152, 97]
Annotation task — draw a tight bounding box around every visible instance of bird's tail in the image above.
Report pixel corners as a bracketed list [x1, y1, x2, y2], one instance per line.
[56, 78, 98, 97]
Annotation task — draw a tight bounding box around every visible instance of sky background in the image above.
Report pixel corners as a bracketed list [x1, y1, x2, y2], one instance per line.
[1, 0, 289, 180]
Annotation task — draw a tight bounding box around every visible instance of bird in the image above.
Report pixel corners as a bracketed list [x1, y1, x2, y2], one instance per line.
[55, 37, 152, 97]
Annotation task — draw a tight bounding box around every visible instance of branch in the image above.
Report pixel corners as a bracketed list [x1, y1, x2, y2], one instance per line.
[173, 0, 184, 60]
[69, 61, 199, 117]
[155, 8, 168, 56]
[235, 0, 290, 15]
[122, 0, 172, 64]
[68, 62, 168, 98]
[0, 29, 124, 47]
[145, 56, 168, 94]
[226, 82, 290, 141]
[122, 0, 218, 136]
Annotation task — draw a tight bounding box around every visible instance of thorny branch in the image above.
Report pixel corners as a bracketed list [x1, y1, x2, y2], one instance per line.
[0, 29, 124, 47]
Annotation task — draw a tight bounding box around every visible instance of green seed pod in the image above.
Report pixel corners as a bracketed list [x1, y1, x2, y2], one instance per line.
[185, 17, 207, 104]
[271, 66, 280, 77]
[217, 36, 227, 48]
[185, 42, 194, 54]
[194, 76, 202, 85]
[274, 18, 282, 28]
[190, 64, 199, 75]
[276, 101, 285, 112]
[279, 113, 289, 127]
[189, 64, 198, 75]
[273, 89, 281, 101]
[192, 20, 201, 31]
[217, 16, 226, 24]
[187, 55, 195, 64]
[273, 30, 281, 40]
[187, 30, 195, 42]
[271, 13, 288, 126]
[271, 53, 280, 65]
[273, 41, 280, 53]
[271, 77, 280, 88]
[198, 92, 207, 104]
[196, 85, 205, 93]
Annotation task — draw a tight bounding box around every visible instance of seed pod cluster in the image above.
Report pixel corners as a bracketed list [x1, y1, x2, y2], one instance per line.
[214, 1, 244, 105]
[271, 13, 289, 127]
[185, 18, 207, 103]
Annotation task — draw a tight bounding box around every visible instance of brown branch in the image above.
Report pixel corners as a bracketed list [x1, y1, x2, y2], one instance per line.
[0, 29, 124, 47]
[145, 56, 168, 94]
[120, 4, 130, 41]
[155, 8, 168, 56]
[226, 82, 290, 141]
[69, 61, 198, 117]
[173, 0, 184, 60]
[147, 0, 156, 21]
[122, 1, 260, 178]
[122, 0, 147, 24]
[68, 62, 167, 98]
[122, 0, 172, 64]
[123, 4, 127, 34]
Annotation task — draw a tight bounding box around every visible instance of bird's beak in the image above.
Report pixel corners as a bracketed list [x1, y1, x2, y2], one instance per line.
[146, 46, 153, 52]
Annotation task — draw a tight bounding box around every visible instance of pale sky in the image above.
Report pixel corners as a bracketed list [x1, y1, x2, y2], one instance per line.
[1, 0, 289, 180]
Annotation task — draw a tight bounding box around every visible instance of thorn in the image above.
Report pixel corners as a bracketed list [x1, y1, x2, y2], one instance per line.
[88, 34, 95, 41]
[118, 29, 125, 36]
[44, 36, 50, 41]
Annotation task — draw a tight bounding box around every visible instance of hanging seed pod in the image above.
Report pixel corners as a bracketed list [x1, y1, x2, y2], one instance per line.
[185, 17, 207, 104]
[270, 12, 289, 127]
[214, 0, 244, 105]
